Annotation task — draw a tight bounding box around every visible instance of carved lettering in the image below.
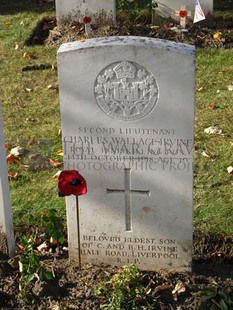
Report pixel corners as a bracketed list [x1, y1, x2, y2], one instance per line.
[80, 235, 181, 265]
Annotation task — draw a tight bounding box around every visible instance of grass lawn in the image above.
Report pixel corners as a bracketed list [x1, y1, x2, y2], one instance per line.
[0, 0, 232, 238]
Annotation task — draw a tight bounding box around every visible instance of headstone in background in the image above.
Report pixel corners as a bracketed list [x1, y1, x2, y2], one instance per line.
[58, 36, 195, 271]
[153, 0, 213, 19]
[55, 0, 116, 23]
[0, 102, 15, 258]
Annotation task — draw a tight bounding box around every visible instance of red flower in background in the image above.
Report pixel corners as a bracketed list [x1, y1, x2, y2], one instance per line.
[83, 16, 92, 24]
[179, 10, 188, 18]
[58, 170, 87, 196]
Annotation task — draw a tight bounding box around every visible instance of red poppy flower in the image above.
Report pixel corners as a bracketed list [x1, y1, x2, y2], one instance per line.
[83, 16, 92, 24]
[179, 10, 188, 18]
[58, 170, 87, 196]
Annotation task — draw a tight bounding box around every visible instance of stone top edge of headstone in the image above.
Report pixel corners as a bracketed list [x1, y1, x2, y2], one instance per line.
[58, 36, 195, 55]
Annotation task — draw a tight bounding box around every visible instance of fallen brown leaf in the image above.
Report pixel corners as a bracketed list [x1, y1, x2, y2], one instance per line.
[18, 163, 31, 170]
[5, 142, 11, 150]
[154, 284, 173, 293]
[201, 151, 214, 158]
[3, 21, 12, 26]
[47, 158, 62, 167]
[23, 52, 31, 59]
[8, 172, 18, 180]
[6, 154, 18, 164]
[209, 103, 215, 109]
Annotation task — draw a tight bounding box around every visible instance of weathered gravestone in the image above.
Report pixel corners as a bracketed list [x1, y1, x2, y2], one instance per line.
[0, 102, 15, 258]
[55, 0, 116, 23]
[58, 36, 195, 271]
[154, 0, 213, 19]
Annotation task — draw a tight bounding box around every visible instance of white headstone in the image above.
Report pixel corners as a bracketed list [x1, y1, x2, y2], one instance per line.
[58, 36, 195, 271]
[0, 102, 15, 257]
[55, 0, 116, 23]
[154, 0, 213, 19]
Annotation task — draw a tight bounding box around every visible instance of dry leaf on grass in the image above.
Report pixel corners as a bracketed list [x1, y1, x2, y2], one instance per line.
[3, 21, 12, 26]
[18, 163, 31, 170]
[47, 84, 59, 92]
[5, 142, 11, 150]
[15, 43, 20, 50]
[8, 172, 18, 180]
[10, 146, 25, 157]
[6, 154, 18, 164]
[53, 170, 62, 178]
[204, 126, 223, 135]
[47, 158, 62, 168]
[25, 88, 33, 92]
[23, 52, 31, 59]
[56, 149, 63, 156]
[201, 151, 214, 158]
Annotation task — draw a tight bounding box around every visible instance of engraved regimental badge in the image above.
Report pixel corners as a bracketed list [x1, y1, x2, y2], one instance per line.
[94, 61, 159, 121]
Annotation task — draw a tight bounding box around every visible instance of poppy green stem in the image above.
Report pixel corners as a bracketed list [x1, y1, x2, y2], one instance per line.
[76, 196, 81, 269]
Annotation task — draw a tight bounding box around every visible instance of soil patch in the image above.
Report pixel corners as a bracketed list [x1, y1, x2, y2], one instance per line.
[0, 230, 232, 309]
[0, 252, 233, 309]
[26, 15, 233, 49]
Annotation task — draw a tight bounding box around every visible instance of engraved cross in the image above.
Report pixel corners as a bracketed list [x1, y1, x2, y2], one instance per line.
[107, 169, 150, 231]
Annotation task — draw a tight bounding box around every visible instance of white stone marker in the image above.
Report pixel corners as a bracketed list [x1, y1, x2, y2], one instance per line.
[55, 0, 116, 23]
[58, 36, 195, 271]
[0, 102, 15, 258]
[175, 5, 192, 28]
[154, 0, 213, 19]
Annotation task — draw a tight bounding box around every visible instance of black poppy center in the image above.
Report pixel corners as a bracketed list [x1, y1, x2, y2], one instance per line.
[70, 178, 81, 186]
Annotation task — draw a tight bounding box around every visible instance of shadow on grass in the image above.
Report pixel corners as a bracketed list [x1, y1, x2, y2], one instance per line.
[0, 0, 55, 15]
